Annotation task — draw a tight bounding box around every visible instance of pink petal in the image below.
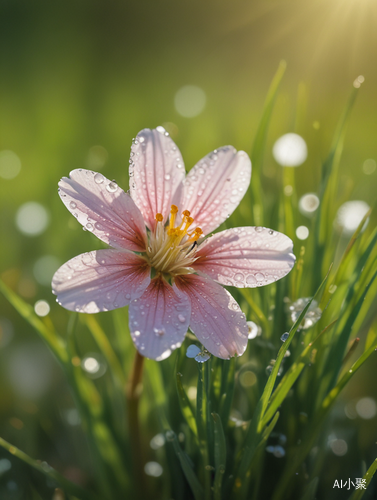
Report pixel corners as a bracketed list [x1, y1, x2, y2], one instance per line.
[52, 250, 150, 313]
[175, 274, 248, 359]
[58, 169, 147, 252]
[194, 226, 295, 287]
[180, 147, 251, 235]
[130, 128, 185, 231]
[129, 277, 190, 361]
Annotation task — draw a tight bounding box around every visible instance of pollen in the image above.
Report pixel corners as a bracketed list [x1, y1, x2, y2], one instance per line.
[147, 206, 203, 276]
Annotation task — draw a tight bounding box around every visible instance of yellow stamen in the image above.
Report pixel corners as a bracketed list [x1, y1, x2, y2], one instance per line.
[148, 207, 202, 276]
[169, 204, 179, 229]
[187, 227, 203, 243]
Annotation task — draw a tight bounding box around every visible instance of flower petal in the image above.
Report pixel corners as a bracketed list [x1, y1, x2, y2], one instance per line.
[130, 128, 185, 230]
[129, 277, 190, 361]
[180, 147, 251, 234]
[194, 226, 295, 287]
[58, 169, 147, 252]
[52, 250, 150, 313]
[175, 274, 248, 359]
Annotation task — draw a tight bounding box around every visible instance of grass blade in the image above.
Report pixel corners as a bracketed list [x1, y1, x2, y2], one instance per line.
[349, 458, 377, 500]
[0, 436, 97, 500]
[0, 279, 68, 363]
[169, 431, 204, 500]
[212, 413, 226, 500]
[232, 266, 331, 498]
[249, 60, 286, 225]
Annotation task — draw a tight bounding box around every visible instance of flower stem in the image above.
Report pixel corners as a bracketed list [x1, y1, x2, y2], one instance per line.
[127, 350, 145, 499]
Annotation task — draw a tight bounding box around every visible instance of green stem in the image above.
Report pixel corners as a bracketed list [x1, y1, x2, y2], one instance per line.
[126, 351, 145, 500]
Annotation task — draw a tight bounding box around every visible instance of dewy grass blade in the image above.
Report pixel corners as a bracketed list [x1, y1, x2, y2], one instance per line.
[0, 436, 97, 500]
[349, 458, 377, 500]
[169, 432, 205, 500]
[248, 60, 286, 226]
[313, 85, 360, 284]
[212, 413, 226, 500]
[196, 363, 212, 500]
[272, 338, 377, 500]
[145, 360, 204, 500]
[219, 357, 236, 431]
[176, 368, 198, 438]
[0, 279, 68, 364]
[239, 288, 269, 334]
[320, 269, 377, 397]
[65, 331, 129, 498]
[261, 320, 337, 427]
[320, 210, 374, 310]
[83, 314, 126, 384]
[232, 267, 331, 499]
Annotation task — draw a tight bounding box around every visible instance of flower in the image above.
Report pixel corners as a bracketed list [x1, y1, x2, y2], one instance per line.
[52, 127, 295, 361]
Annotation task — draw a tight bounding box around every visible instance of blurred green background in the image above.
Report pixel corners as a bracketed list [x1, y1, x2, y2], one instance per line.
[1, 0, 377, 498]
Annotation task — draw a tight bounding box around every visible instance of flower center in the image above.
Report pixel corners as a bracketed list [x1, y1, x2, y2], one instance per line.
[146, 205, 203, 276]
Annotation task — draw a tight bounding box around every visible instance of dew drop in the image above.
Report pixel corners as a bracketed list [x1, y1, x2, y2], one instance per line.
[106, 182, 118, 193]
[154, 327, 165, 337]
[69, 201, 77, 209]
[234, 273, 244, 282]
[94, 173, 104, 184]
[280, 332, 289, 342]
[246, 275, 257, 285]
[178, 314, 186, 323]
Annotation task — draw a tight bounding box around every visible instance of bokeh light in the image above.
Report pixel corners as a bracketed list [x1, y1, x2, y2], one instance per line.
[33, 255, 61, 286]
[299, 193, 320, 216]
[335, 200, 370, 236]
[81, 353, 107, 379]
[356, 397, 377, 419]
[150, 433, 165, 450]
[34, 300, 50, 317]
[239, 370, 257, 388]
[144, 462, 163, 477]
[363, 159, 376, 175]
[272, 133, 307, 167]
[296, 226, 309, 240]
[174, 85, 206, 118]
[16, 202, 50, 236]
[0, 150, 21, 179]
[329, 439, 348, 456]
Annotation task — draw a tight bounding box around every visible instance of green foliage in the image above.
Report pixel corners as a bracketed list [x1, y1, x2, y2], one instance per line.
[1, 65, 377, 500]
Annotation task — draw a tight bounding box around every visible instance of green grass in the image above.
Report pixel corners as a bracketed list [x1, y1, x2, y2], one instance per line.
[1, 66, 377, 500]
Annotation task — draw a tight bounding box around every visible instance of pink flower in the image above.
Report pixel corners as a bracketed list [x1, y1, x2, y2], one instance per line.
[52, 128, 295, 361]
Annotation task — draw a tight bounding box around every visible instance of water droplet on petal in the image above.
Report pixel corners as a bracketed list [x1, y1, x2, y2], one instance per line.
[69, 201, 77, 209]
[246, 275, 257, 285]
[178, 314, 186, 323]
[106, 182, 118, 193]
[94, 173, 104, 184]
